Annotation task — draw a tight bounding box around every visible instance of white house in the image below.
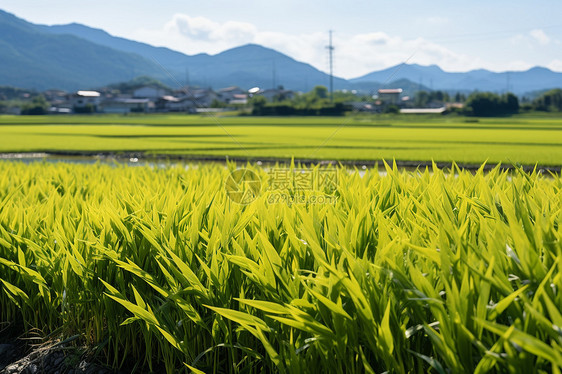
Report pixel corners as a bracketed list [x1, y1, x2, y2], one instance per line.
[377, 88, 403, 106]
[71, 91, 101, 112]
[133, 86, 168, 99]
[228, 94, 248, 105]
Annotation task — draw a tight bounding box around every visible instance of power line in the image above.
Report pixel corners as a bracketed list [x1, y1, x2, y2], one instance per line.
[413, 23, 562, 45]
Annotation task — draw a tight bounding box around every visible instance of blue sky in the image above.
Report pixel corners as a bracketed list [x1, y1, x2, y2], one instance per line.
[3, 0, 562, 78]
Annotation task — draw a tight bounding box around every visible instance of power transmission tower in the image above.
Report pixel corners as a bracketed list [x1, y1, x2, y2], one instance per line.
[326, 30, 334, 103]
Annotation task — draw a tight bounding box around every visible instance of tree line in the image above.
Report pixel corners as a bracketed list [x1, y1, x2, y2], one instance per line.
[250, 86, 350, 116]
[414, 89, 562, 116]
[6, 85, 562, 117]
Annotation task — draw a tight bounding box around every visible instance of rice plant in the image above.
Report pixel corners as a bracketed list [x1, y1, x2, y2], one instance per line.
[0, 160, 560, 373]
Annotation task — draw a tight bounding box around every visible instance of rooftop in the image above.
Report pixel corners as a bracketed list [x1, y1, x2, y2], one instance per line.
[400, 107, 447, 114]
[159, 95, 179, 102]
[219, 86, 242, 92]
[378, 88, 403, 94]
[76, 90, 100, 97]
[104, 98, 151, 104]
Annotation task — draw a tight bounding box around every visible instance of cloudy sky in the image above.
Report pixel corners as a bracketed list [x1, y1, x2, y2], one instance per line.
[3, 0, 562, 78]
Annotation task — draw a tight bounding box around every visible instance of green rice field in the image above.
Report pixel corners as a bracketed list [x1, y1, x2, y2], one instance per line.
[1, 113, 562, 165]
[0, 161, 561, 373]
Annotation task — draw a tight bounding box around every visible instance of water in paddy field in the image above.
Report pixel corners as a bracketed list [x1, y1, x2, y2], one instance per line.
[0, 153, 180, 168]
[0, 153, 387, 180]
[0, 152, 556, 178]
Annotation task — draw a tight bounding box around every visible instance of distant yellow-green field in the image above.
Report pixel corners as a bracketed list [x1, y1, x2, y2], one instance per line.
[1, 113, 562, 165]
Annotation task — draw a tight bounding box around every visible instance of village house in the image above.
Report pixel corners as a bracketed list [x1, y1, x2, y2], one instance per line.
[217, 86, 246, 104]
[256, 88, 294, 102]
[377, 88, 403, 106]
[400, 107, 447, 114]
[175, 88, 218, 108]
[133, 86, 168, 99]
[347, 101, 376, 112]
[44, 89, 72, 114]
[228, 94, 249, 105]
[102, 98, 154, 113]
[156, 95, 196, 112]
[43, 89, 68, 103]
[71, 91, 102, 112]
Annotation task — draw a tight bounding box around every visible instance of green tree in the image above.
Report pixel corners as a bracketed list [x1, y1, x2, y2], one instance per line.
[312, 86, 328, 100]
[21, 95, 48, 115]
[532, 89, 562, 111]
[414, 91, 430, 107]
[465, 92, 519, 116]
[454, 92, 466, 103]
[503, 92, 519, 113]
[210, 99, 225, 108]
[384, 104, 400, 114]
[250, 95, 267, 115]
[73, 103, 96, 114]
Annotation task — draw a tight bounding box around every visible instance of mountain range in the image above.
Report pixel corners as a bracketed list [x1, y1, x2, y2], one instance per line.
[351, 64, 562, 95]
[1, 9, 562, 95]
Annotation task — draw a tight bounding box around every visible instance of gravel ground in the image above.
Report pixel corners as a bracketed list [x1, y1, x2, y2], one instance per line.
[0, 340, 116, 374]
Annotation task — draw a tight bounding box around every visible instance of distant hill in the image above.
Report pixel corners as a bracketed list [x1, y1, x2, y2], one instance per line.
[0, 10, 169, 91]
[3, 8, 562, 94]
[36, 22, 203, 74]
[351, 63, 562, 95]
[186, 44, 349, 91]
[1, 9, 346, 92]
[36, 20, 346, 91]
[0, 85, 36, 100]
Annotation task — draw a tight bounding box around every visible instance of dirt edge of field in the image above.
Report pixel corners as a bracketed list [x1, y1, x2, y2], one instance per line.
[1, 151, 560, 173]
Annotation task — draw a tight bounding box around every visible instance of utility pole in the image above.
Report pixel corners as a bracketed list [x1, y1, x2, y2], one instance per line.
[326, 30, 334, 103]
[272, 60, 277, 89]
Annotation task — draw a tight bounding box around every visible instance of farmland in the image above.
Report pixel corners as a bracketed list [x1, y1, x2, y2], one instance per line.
[0, 161, 561, 373]
[1, 113, 562, 166]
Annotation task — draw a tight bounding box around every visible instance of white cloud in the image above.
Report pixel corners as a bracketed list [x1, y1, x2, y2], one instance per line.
[164, 14, 258, 42]
[336, 33, 484, 77]
[547, 60, 562, 72]
[503, 61, 534, 71]
[132, 14, 508, 78]
[425, 16, 450, 25]
[512, 29, 551, 47]
[351, 32, 397, 46]
[530, 29, 550, 45]
[137, 14, 258, 55]
[510, 34, 527, 46]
